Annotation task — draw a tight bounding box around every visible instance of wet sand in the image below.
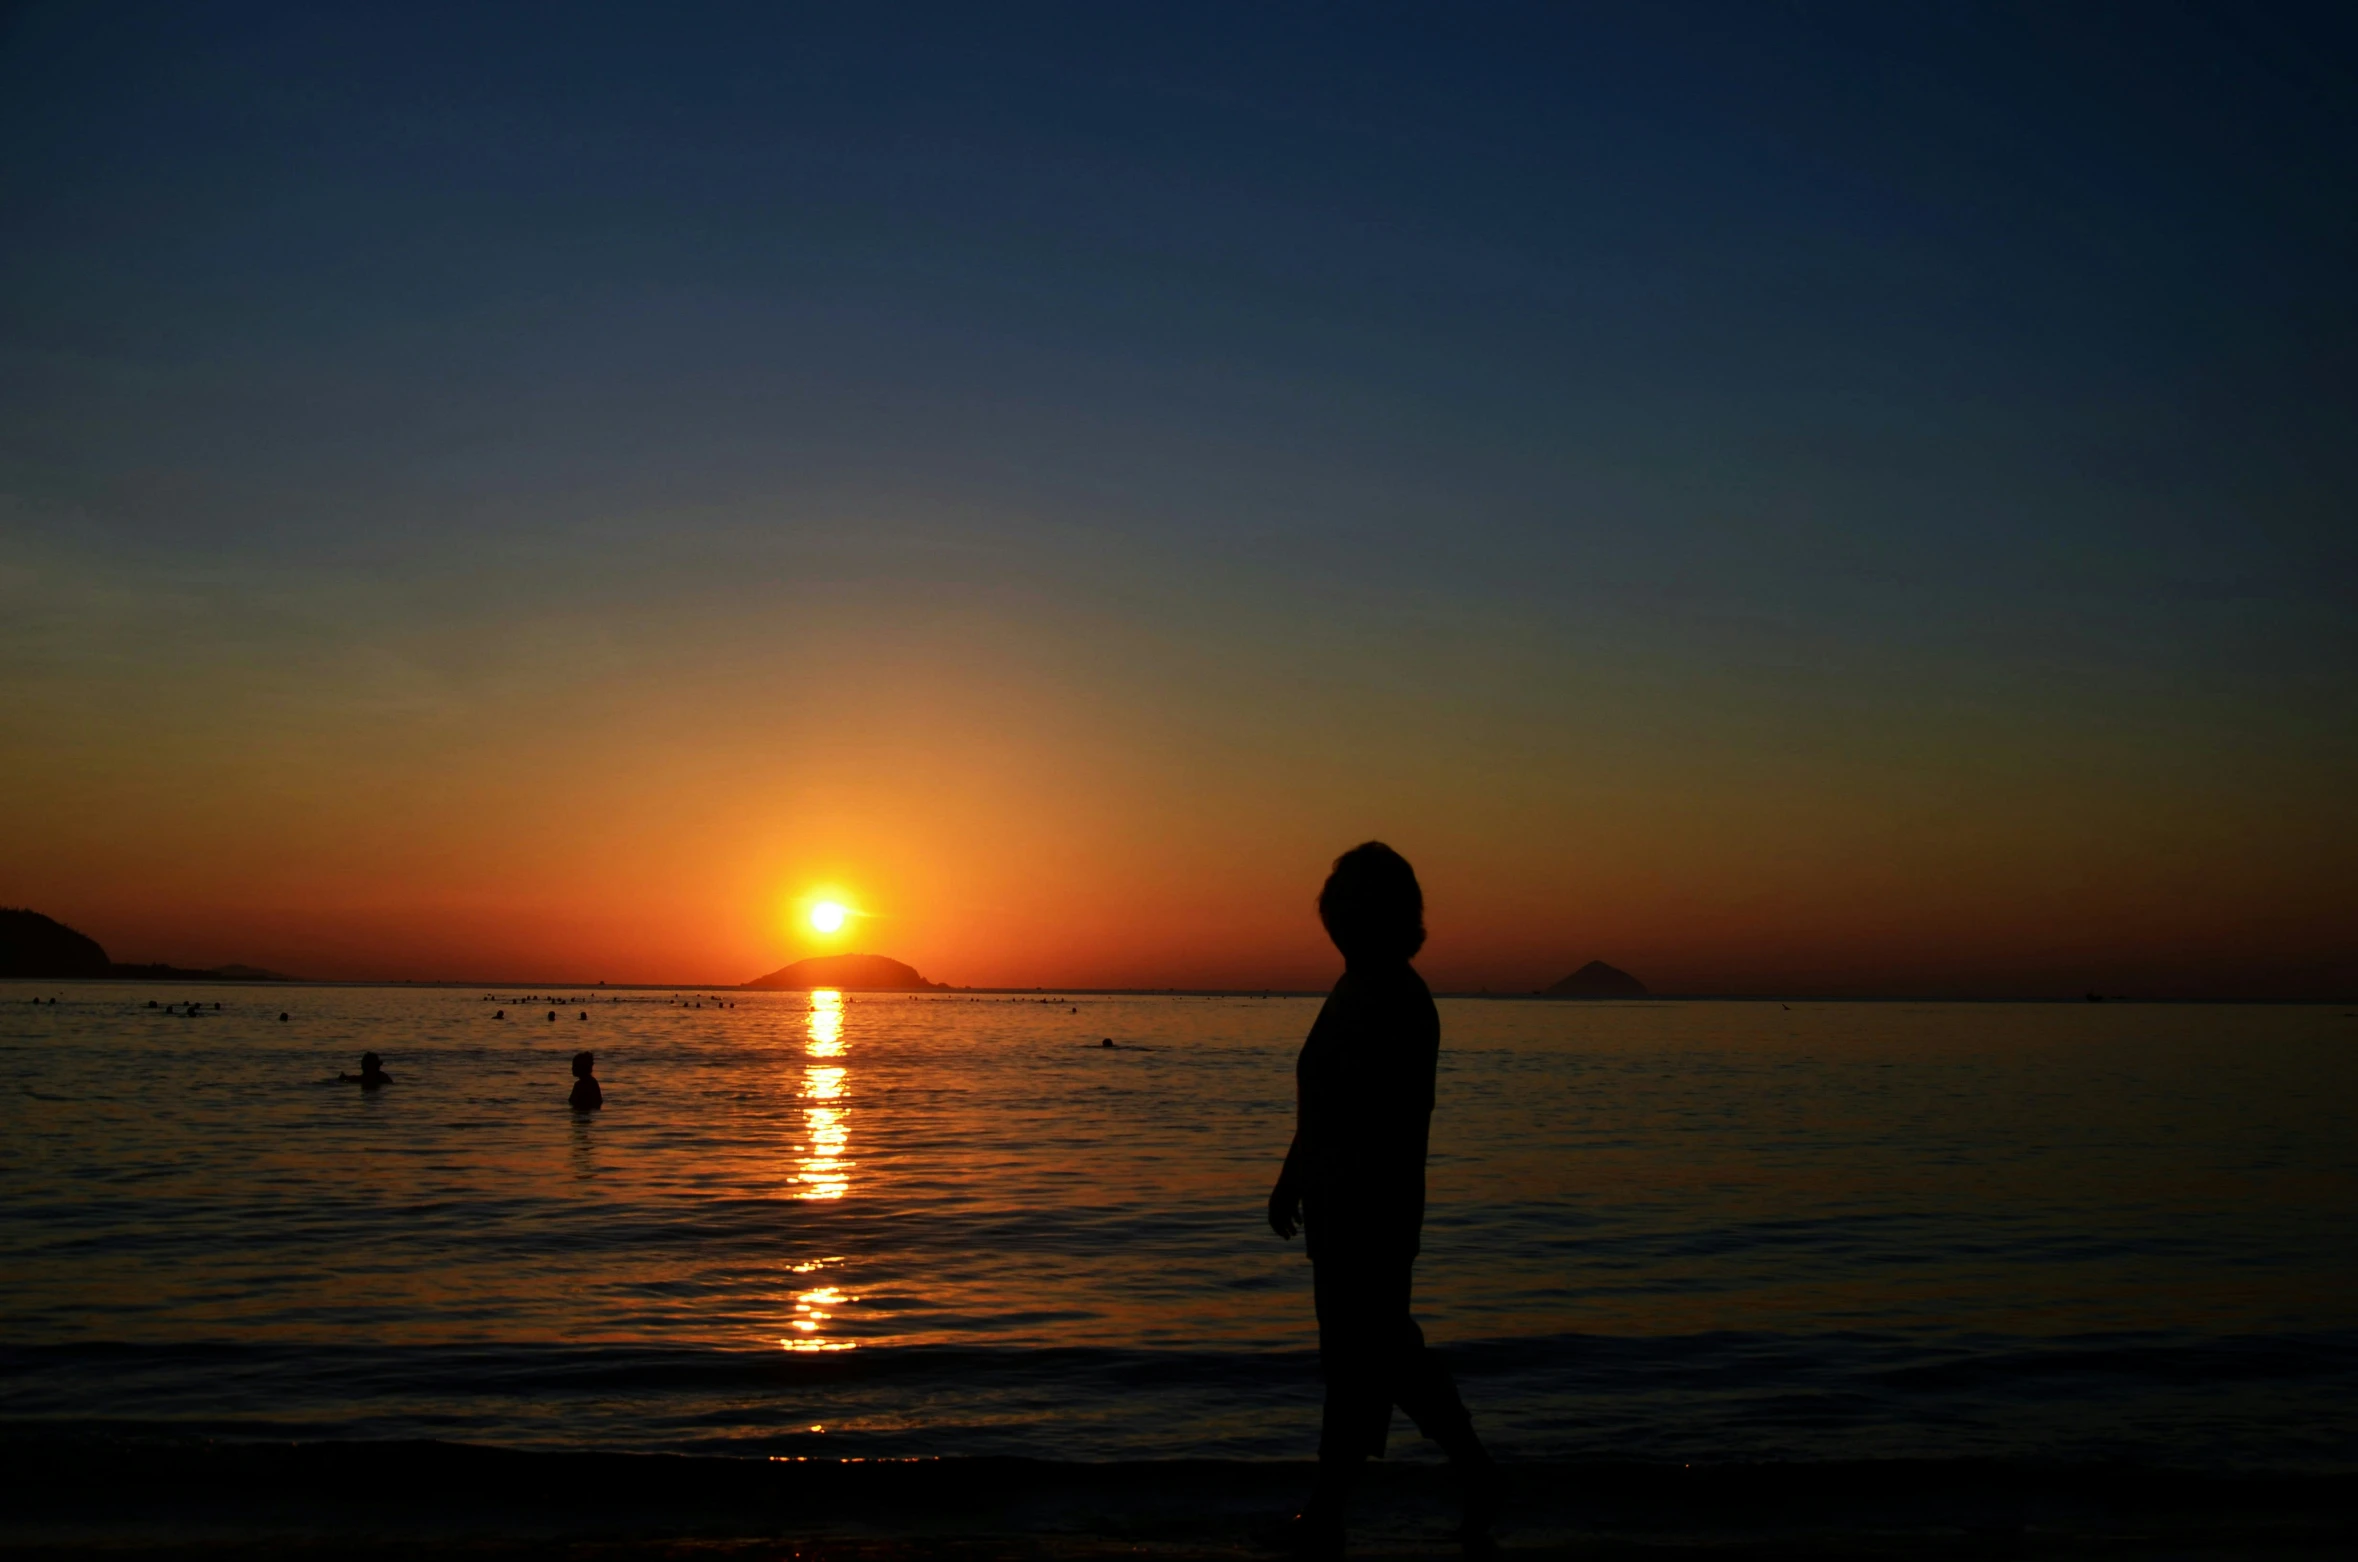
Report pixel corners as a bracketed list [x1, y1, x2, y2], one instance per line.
[4, 1439, 2354, 1560]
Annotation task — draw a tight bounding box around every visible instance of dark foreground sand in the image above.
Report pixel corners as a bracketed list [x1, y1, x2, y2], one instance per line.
[2, 1440, 2352, 1560]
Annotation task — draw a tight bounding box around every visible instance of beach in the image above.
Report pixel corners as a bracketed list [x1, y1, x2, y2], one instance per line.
[8, 1439, 2358, 1559]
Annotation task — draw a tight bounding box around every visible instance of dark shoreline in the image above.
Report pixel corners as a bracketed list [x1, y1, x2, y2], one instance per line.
[4, 1438, 2353, 1560]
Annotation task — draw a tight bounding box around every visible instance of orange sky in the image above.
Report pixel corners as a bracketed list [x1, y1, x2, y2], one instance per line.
[5, 532, 2350, 997]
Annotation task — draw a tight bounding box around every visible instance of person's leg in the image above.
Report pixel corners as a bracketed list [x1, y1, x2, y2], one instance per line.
[1300, 1258, 1389, 1554]
[1378, 1262, 1498, 1545]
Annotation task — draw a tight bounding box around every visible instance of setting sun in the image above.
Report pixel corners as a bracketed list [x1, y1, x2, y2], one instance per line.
[809, 900, 848, 934]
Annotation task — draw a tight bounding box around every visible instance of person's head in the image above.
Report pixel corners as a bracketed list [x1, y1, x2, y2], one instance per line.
[572, 1051, 595, 1079]
[360, 1051, 382, 1073]
[1317, 842, 1425, 965]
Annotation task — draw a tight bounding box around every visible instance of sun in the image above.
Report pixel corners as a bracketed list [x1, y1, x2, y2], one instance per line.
[809, 900, 848, 935]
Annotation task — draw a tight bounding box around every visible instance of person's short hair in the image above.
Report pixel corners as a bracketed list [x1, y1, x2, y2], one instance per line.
[360, 1051, 382, 1070]
[572, 1051, 595, 1076]
[1317, 842, 1425, 962]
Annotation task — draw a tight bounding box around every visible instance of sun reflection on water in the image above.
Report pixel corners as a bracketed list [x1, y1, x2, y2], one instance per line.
[805, 992, 845, 1058]
[795, 989, 852, 1204]
[782, 993, 858, 1350]
[780, 1278, 856, 1352]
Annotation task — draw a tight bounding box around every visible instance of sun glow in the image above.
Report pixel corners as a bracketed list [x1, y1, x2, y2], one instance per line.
[809, 900, 848, 934]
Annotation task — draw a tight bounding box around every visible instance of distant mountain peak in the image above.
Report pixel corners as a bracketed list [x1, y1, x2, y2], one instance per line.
[1543, 960, 1648, 998]
[744, 953, 946, 991]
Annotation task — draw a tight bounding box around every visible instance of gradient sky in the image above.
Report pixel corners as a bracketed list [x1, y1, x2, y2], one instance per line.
[3, 2, 2353, 994]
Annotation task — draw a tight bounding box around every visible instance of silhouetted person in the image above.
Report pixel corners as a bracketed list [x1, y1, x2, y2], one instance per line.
[339, 1051, 391, 1089]
[1269, 842, 1494, 1556]
[569, 1051, 603, 1111]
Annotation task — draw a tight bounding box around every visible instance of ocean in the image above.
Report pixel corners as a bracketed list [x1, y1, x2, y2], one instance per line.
[3, 983, 2353, 1472]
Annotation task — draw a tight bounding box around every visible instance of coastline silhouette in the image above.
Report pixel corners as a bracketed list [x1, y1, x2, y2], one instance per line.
[1269, 842, 1496, 1556]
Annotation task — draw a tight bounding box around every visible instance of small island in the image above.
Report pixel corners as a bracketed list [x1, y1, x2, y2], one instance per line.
[1541, 960, 1648, 997]
[743, 954, 946, 991]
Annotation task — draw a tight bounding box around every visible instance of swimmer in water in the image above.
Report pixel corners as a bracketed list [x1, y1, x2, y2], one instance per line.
[569, 1051, 603, 1111]
[339, 1051, 391, 1089]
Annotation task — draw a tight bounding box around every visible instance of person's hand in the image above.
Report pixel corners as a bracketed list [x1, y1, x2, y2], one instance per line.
[1268, 1176, 1300, 1240]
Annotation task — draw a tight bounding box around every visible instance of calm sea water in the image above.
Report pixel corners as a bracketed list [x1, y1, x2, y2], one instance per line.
[3, 983, 2353, 1469]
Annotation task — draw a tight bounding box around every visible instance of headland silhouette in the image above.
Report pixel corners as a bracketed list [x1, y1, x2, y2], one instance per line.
[1, 908, 293, 982]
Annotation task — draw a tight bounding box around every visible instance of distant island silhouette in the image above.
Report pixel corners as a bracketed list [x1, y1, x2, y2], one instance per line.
[744, 953, 946, 991]
[0, 908, 293, 982]
[1542, 960, 1648, 997]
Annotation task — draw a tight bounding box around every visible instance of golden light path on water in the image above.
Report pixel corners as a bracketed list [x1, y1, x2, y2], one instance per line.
[786, 989, 856, 1352]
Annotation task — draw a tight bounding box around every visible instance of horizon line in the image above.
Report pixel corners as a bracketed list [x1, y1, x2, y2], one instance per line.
[9, 975, 2352, 1005]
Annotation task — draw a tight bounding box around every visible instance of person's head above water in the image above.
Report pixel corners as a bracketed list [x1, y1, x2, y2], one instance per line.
[343, 1050, 390, 1086]
[572, 1051, 595, 1079]
[1317, 841, 1425, 966]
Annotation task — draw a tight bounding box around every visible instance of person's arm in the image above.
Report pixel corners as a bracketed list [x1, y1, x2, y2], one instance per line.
[1271, 999, 1334, 1239]
[1268, 1127, 1303, 1238]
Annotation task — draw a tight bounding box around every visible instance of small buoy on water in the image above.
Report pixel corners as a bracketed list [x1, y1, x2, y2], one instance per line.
[278, 1012, 289, 1022]
[1101, 1038, 1114, 1048]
